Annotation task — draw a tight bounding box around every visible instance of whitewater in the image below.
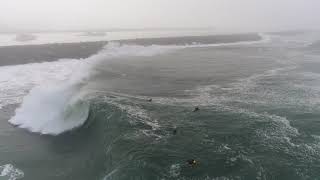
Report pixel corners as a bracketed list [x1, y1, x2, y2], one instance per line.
[4, 43, 179, 134]
[1, 31, 320, 180]
[3, 34, 268, 135]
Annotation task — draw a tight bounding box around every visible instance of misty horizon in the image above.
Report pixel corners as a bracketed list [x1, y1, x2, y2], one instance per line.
[0, 26, 217, 33]
[1, 0, 319, 33]
[0, 27, 317, 35]
[1, 1, 320, 179]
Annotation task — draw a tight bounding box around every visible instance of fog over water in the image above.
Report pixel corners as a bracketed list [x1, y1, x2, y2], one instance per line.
[1, 0, 319, 32]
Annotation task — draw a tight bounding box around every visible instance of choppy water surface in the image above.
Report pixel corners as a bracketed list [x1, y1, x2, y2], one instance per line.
[1, 32, 320, 180]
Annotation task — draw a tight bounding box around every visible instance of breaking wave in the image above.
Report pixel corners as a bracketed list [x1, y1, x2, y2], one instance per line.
[6, 35, 268, 135]
[2, 33, 320, 179]
[7, 43, 177, 135]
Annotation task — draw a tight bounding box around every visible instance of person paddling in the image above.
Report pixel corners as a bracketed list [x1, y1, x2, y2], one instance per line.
[193, 107, 200, 112]
[187, 159, 199, 167]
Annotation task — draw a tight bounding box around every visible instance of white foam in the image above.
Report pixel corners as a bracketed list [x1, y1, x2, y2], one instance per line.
[9, 81, 90, 135]
[4, 37, 274, 135]
[169, 164, 181, 178]
[187, 33, 271, 48]
[105, 97, 161, 132]
[0, 164, 24, 180]
[0, 59, 83, 110]
[7, 43, 175, 135]
[212, 176, 231, 180]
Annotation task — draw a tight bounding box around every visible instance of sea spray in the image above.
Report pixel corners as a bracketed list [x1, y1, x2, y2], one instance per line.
[9, 43, 177, 135]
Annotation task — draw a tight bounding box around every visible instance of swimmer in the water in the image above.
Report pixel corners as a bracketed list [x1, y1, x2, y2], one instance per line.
[173, 128, 177, 135]
[187, 159, 198, 167]
[193, 107, 200, 112]
[147, 98, 152, 102]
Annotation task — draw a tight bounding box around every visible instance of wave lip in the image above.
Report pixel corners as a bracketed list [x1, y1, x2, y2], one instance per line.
[8, 43, 177, 135]
[7, 51, 93, 135]
[9, 82, 90, 135]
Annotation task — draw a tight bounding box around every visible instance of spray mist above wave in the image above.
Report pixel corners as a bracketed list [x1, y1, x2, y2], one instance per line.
[8, 43, 178, 135]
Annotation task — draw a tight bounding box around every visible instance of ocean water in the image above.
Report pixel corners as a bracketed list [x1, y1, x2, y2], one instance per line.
[1, 32, 320, 180]
[0, 30, 218, 47]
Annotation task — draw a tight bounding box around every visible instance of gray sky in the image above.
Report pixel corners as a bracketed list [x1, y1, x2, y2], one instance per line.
[0, 0, 319, 32]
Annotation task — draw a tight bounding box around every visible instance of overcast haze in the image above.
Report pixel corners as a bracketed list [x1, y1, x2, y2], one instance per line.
[1, 0, 319, 32]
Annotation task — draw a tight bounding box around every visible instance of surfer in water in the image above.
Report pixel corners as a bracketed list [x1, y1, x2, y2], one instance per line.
[173, 128, 177, 135]
[187, 159, 199, 167]
[193, 107, 200, 112]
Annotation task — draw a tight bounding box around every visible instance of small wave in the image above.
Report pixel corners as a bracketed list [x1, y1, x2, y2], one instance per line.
[0, 164, 24, 180]
[109, 100, 156, 126]
[103, 96, 162, 140]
